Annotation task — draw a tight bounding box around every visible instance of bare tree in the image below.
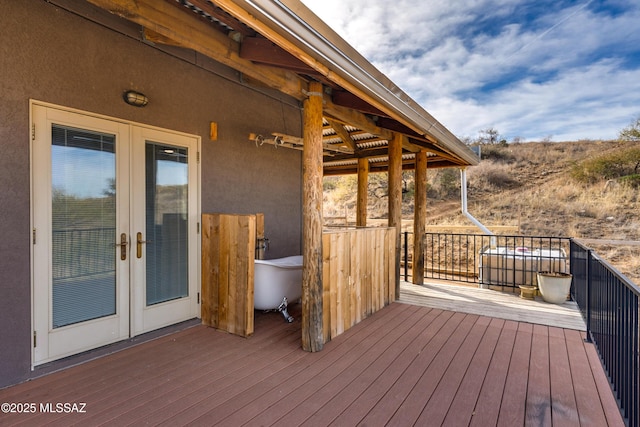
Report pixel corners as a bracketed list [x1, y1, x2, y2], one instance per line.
[459, 135, 474, 145]
[478, 127, 501, 144]
[619, 116, 640, 141]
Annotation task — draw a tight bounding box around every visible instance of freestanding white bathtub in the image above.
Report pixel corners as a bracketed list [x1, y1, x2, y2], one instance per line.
[253, 255, 303, 310]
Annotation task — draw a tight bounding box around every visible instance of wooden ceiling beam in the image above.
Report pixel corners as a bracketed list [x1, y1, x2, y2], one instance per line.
[86, 0, 307, 100]
[323, 97, 394, 141]
[325, 118, 357, 151]
[143, 28, 185, 47]
[332, 90, 389, 117]
[240, 37, 322, 75]
[323, 160, 417, 176]
[406, 137, 461, 163]
[323, 156, 456, 175]
[324, 100, 459, 160]
[324, 147, 389, 163]
[375, 117, 425, 140]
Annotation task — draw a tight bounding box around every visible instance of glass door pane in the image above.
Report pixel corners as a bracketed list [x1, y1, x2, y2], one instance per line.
[51, 125, 116, 327]
[145, 142, 189, 305]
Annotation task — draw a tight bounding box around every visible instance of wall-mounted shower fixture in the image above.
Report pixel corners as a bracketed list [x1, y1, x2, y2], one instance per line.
[248, 132, 354, 155]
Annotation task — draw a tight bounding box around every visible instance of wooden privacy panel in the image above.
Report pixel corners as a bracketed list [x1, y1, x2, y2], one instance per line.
[322, 227, 396, 342]
[201, 213, 256, 337]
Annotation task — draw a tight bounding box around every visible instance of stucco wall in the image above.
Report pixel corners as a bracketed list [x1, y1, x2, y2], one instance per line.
[0, 0, 303, 388]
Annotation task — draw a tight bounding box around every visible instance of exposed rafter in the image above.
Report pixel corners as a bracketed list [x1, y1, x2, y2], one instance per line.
[322, 97, 394, 141]
[332, 90, 388, 118]
[325, 118, 357, 151]
[177, 0, 256, 37]
[239, 36, 322, 75]
[323, 156, 458, 176]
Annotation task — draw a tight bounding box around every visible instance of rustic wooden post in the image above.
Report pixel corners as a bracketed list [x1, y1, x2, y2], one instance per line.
[302, 81, 324, 352]
[388, 133, 403, 298]
[356, 157, 369, 227]
[413, 150, 427, 284]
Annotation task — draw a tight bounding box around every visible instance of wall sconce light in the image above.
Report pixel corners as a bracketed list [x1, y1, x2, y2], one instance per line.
[123, 90, 149, 107]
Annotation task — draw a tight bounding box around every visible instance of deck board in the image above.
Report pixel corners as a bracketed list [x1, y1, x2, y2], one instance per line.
[135, 328, 304, 425]
[584, 333, 629, 427]
[565, 329, 610, 426]
[497, 322, 532, 427]
[469, 320, 518, 427]
[298, 306, 432, 426]
[85, 321, 299, 426]
[221, 304, 420, 426]
[441, 317, 504, 427]
[548, 326, 580, 426]
[0, 293, 624, 427]
[415, 315, 491, 426]
[273, 305, 423, 425]
[526, 324, 552, 426]
[357, 310, 462, 426]
[327, 307, 444, 425]
[387, 313, 479, 425]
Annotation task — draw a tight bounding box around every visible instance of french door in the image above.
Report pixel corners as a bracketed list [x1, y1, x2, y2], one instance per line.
[32, 104, 200, 365]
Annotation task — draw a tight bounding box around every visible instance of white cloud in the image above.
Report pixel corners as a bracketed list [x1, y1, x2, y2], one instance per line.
[432, 59, 640, 141]
[300, 0, 640, 141]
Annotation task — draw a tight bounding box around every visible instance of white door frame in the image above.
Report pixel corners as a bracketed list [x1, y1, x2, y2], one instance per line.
[30, 100, 201, 367]
[130, 125, 201, 336]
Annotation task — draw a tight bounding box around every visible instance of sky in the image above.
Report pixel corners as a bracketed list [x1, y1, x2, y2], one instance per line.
[300, 0, 640, 142]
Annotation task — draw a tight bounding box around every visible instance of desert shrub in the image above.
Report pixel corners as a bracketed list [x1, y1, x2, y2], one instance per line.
[566, 143, 587, 157]
[569, 161, 589, 182]
[323, 177, 338, 191]
[571, 147, 640, 183]
[468, 161, 519, 192]
[620, 174, 640, 188]
[437, 169, 460, 197]
[483, 169, 519, 188]
[328, 175, 356, 202]
[481, 144, 515, 162]
[402, 176, 416, 200]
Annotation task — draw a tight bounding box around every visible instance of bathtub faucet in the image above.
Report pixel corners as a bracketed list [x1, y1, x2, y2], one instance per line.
[255, 237, 269, 260]
[278, 297, 294, 323]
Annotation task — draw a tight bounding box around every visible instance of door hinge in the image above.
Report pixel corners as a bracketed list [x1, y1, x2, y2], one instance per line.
[33, 331, 37, 348]
[197, 152, 200, 163]
[32, 123, 35, 141]
[197, 292, 200, 304]
[197, 222, 200, 234]
[32, 228, 36, 245]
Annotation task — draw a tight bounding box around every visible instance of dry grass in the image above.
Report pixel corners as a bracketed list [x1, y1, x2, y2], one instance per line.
[584, 244, 640, 284]
[323, 140, 640, 284]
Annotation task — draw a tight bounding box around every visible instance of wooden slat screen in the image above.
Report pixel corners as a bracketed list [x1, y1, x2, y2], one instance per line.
[322, 227, 396, 342]
[201, 213, 256, 337]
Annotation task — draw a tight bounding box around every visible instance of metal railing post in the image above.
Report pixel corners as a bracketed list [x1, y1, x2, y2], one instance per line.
[585, 248, 592, 343]
[403, 231, 408, 282]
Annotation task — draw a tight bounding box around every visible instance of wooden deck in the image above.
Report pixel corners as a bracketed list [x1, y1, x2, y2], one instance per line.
[400, 281, 587, 331]
[0, 291, 624, 426]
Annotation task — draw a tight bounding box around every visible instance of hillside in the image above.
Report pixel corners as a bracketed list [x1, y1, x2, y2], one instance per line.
[323, 140, 640, 283]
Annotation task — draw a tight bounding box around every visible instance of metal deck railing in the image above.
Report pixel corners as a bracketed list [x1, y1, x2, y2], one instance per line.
[402, 232, 570, 289]
[571, 240, 639, 427]
[401, 231, 638, 426]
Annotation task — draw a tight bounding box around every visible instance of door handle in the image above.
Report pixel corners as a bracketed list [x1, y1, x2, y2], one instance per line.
[136, 232, 152, 259]
[114, 233, 128, 261]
